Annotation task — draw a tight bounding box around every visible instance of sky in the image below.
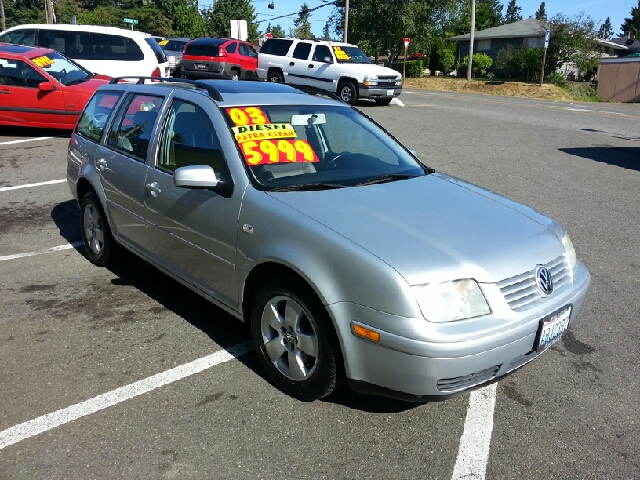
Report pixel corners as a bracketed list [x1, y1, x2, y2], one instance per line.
[198, 0, 637, 40]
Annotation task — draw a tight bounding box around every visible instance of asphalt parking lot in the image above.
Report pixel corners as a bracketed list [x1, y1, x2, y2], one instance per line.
[1, 90, 638, 479]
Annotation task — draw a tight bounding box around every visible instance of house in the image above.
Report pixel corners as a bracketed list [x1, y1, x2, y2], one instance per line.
[446, 18, 546, 65]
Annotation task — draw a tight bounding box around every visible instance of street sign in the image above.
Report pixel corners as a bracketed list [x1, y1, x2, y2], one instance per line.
[403, 37, 410, 49]
[544, 29, 550, 48]
[124, 18, 138, 25]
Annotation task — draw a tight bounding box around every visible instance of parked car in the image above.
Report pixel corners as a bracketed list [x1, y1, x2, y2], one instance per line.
[158, 37, 191, 77]
[0, 43, 110, 129]
[67, 78, 590, 401]
[257, 37, 402, 105]
[180, 37, 258, 80]
[0, 24, 170, 79]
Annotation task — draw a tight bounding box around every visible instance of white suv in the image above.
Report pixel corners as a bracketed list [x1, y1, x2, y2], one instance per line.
[257, 38, 402, 105]
[0, 24, 170, 78]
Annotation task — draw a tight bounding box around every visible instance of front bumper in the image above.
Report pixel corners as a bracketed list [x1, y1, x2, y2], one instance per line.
[328, 261, 590, 399]
[358, 84, 402, 99]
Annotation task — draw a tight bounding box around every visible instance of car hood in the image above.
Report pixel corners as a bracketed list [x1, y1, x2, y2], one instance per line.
[65, 77, 110, 94]
[267, 173, 564, 285]
[339, 63, 401, 78]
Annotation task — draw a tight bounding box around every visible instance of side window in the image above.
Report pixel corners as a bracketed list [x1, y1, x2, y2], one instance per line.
[158, 100, 227, 179]
[0, 60, 46, 88]
[240, 43, 258, 58]
[0, 29, 36, 46]
[76, 91, 124, 143]
[266, 39, 293, 56]
[292, 42, 312, 60]
[91, 33, 144, 61]
[106, 94, 163, 161]
[226, 42, 237, 54]
[312, 45, 333, 63]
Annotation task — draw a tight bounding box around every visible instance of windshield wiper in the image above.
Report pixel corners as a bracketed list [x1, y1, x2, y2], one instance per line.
[354, 173, 420, 187]
[270, 183, 346, 192]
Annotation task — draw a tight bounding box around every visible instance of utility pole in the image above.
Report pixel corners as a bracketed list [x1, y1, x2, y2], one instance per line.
[466, 0, 475, 81]
[1, 0, 6, 32]
[343, 0, 349, 43]
[44, 0, 56, 24]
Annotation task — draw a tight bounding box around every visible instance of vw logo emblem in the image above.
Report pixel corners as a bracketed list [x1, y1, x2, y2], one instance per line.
[535, 265, 554, 295]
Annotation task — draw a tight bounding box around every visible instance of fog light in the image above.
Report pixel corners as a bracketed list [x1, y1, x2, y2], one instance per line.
[353, 324, 380, 342]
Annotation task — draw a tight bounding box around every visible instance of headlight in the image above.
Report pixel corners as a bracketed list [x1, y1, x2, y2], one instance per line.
[395, 80, 402, 85]
[362, 76, 378, 86]
[411, 279, 491, 323]
[561, 233, 576, 270]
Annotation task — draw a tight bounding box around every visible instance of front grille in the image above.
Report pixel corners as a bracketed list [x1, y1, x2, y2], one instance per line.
[376, 82, 397, 86]
[378, 75, 398, 80]
[437, 365, 499, 392]
[497, 255, 571, 312]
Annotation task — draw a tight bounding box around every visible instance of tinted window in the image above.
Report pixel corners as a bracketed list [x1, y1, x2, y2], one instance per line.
[76, 91, 124, 143]
[0, 60, 46, 87]
[158, 100, 227, 179]
[226, 42, 237, 54]
[39, 30, 77, 55]
[106, 94, 163, 161]
[0, 29, 36, 46]
[261, 39, 293, 56]
[239, 43, 258, 57]
[165, 40, 188, 51]
[145, 38, 167, 63]
[312, 45, 332, 63]
[88, 33, 144, 61]
[185, 43, 221, 57]
[292, 42, 312, 60]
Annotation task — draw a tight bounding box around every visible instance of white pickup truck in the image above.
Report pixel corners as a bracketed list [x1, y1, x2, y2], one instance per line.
[257, 38, 402, 105]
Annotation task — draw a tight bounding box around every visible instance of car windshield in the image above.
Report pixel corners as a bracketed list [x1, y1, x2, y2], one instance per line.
[333, 46, 371, 64]
[33, 51, 92, 85]
[223, 104, 428, 191]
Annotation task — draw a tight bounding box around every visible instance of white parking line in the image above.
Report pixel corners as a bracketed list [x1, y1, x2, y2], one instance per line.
[0, 341, 254, 450]
[451, 383, 497, 480]
[564, 108, 591, 112]
[0, 137, 53, 145]
[0, 242, 84, 261]
[0, 179, 66, 192]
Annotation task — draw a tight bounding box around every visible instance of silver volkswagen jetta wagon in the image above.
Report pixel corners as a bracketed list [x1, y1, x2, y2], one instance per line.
[67, 78, 590, 401]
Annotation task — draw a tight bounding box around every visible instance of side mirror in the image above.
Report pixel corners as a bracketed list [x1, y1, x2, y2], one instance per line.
[38, 82, 56, 92]
[173, 164, 233, 197]
[323, 56, 333, 64]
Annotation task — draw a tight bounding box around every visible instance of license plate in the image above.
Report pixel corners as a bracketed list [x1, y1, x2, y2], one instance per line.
[386, 89, 394, 96]
[196, 64, 207, 70]
[535, 305, 572, 351]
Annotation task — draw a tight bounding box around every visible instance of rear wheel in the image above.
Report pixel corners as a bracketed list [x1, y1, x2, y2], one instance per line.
[338, 81, 358, 105]
[250, 276, 343, 401]
[268, 70, 284, 83]
[80, 192, 117, 267]
[230, 69, 240, 81]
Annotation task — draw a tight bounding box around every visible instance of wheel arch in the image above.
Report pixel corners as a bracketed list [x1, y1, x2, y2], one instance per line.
[337, 76, 359, 92]
[267, 67, 284, 80]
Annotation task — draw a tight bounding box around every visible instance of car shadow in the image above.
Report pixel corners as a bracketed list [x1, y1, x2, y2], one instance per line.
[559, 146, 640, 172]
[0, 126, 71, 138]
[50, 200, 423, 412]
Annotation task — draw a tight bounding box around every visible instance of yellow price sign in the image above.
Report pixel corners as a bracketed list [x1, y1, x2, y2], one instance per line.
[32, 55, 55, 68]
[240, 139, 319, 166]
[333, 47, 350, 61]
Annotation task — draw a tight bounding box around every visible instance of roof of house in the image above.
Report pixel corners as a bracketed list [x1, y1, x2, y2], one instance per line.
[595, 38, 629, 51]
[447, 18, 546, 42]
[609, 37, 640, 52]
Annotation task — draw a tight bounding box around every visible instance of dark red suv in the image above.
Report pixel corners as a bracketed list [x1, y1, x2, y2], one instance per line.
[180, 37, 258, 81]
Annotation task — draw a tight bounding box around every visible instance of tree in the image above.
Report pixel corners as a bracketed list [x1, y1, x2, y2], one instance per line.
[545, 13, 597, 74]
[292, 3, 313, 39]
[156, 0, 205, 38]
[504, 0, 522, 24]
[599, 17, 612, 39]
[620, 0, 640, 37]
[535, 2, 547, 21]
[201, 0, 260, 40]
[459, 52, 493, 76]
[478, 0, 503, 27]
[322, 19, 332, 40]
[268, 23, 286, 38]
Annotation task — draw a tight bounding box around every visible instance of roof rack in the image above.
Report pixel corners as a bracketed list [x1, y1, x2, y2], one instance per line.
[108, 77, 223, 101]
[289, 84, 342, 102]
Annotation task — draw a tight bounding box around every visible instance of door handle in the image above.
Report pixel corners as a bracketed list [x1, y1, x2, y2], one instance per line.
[0, 89, 10, 94]
[308, 64, 314, 68]
[95, 158, 107, 171]
[289, 61, 295, 66]
[145, 182, 161, 197]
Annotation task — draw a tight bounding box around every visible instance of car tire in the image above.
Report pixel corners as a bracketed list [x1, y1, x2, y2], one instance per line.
[268, 70, 284, 83]
[231, 69, 240, 81]
[338, 81, 358, 105]
[250, 276, 343, 401]
[375, 98, 392, 106]
[80, 192, 117, 267]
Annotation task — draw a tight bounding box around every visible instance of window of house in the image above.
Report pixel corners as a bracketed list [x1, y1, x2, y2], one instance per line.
[477, 39, 491, 51]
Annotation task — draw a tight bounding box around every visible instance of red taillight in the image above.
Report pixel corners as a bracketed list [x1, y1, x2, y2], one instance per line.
[151, 67, 161, 77]
[219, 47, 227, 57]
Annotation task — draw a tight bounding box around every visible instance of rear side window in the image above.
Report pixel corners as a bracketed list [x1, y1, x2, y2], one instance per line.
[226, 42, 237, 54]
[312, 45, 333, 62]
[91, 34, 144, 61]
[185, 41, 224, 57]
[165, 40, 188, 51]
[240, 43, 258, 57]
[76, 91, 124, 143]
[0, 29, 36, 45]
[292, 42, 312, 60]
[260, 39, 293, 56]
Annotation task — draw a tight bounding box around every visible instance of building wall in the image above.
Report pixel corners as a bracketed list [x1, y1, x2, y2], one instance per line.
[598, 57, 640, 102]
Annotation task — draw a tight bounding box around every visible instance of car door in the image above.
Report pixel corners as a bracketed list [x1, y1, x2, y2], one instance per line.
[142, 98, 241, 306]
[285, 41, 314, 86]
[0, 57, 66, 127]
[96, 92, 164, 248]
[238, 42, 258, 76]
[305, 44, 337, 91]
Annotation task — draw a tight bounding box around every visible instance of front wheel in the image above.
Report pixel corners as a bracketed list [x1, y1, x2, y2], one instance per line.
[250, 277, 343, 401]
[80, 192, 117, 267]
[338, 81, 358, 105]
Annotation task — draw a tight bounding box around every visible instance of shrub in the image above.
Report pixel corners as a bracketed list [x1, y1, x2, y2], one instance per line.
[495, 45, 516, 78]
[391, 60, 424, 78]
[546, 71, 567, 88]
[429, 38, 457, 74]
[459, 53, 493, 77]
[509, 47, 544, 81]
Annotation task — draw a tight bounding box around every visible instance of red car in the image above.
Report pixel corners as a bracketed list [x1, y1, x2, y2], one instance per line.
[180, 37, 258, 81]
[0, 43, 110, 129]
